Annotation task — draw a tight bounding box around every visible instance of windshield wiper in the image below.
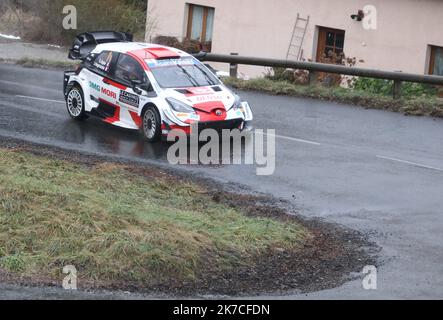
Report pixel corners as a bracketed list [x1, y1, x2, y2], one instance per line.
[195, 64, 217, 86]
[176, 64, 200, 87]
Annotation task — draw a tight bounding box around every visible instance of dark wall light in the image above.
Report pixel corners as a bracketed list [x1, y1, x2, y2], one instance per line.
[351, 10, 365, 21]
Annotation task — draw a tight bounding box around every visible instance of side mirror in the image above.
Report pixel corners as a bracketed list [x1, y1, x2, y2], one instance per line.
[131, 79, 155, 96]
[131, 80, 143, 95]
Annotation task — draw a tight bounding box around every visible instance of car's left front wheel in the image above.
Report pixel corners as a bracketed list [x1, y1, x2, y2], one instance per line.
[142, 106, 162, 142]
[66, 85, 87, 120]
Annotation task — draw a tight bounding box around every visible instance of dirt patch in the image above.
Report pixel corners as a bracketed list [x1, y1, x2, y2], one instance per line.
[0, 136, 379, 296]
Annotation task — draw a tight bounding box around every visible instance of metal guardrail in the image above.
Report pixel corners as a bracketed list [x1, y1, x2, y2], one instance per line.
[194, 52, 443, 99]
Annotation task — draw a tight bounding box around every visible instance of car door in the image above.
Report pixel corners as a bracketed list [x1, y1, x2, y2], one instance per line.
[96, 51, 120, 112]
[84, 50, 118, 116]
[108, 54, 148, 128]
[113, 54, 146, 110]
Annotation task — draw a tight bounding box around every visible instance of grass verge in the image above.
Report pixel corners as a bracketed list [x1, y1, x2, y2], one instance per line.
[0, 148, 308, 292]
[223, 77, 443, 118]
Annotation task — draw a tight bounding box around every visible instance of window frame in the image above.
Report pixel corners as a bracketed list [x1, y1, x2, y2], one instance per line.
[186, 3, 215, 52]
[316, 27, 346, 62]
[113, 53, 147, 86]
[86, 51, 117, 77]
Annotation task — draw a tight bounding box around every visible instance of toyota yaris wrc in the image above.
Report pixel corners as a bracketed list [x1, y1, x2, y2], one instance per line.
[63, 31, 253, 142]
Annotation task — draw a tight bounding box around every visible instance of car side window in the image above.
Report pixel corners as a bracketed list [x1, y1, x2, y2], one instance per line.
[90, 51, 114, 75]
[114, 54, 145, 84]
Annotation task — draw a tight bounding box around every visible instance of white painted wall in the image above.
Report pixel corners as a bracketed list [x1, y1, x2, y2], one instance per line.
[147, 0, 443, 78]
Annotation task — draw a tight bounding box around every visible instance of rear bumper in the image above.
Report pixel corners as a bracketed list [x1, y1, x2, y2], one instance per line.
[63, 71, 77, 99]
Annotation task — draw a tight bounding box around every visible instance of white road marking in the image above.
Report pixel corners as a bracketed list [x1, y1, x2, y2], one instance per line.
[0, 79, 59, 93]
[15, 95, 65, 104]
[376, 155, 443, 172]
[256, 131, 321, 146]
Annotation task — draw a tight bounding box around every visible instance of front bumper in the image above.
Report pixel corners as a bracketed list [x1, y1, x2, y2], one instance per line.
[162, 118, 248, 136]
[197, 118, 244, 132]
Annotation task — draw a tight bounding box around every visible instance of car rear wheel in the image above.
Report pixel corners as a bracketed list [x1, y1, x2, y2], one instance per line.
[142, 106, 161, 142]
[66, 85, 87, 120]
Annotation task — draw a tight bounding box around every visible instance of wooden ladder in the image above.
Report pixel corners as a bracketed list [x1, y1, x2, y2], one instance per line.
[286, 14, 310, 61]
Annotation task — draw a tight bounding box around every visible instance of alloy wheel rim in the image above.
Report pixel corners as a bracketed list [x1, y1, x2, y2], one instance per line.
[144, 110, 157, 139]
[67, 89, 83, 117]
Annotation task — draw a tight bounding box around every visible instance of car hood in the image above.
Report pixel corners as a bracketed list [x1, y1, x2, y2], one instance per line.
[164, 86, 235, 113]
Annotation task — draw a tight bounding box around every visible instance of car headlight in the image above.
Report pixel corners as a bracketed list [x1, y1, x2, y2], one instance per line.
[166, 98, 195, 113]
[232, 95, 242, 110]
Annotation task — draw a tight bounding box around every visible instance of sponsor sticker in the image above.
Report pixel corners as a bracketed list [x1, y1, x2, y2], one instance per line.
[147, 58, 196, 69]
[89, 81, 100, 92]
[189, 114, 200, 121]
[101, 87, 116, 99]
[93, 52, 113, 72]
[176, 113, 200, 121]
[119, 90, 140, 108]
[188, 95, 226, 103]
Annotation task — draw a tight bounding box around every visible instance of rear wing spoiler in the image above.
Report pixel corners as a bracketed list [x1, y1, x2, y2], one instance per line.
[68, 31, 133, 60]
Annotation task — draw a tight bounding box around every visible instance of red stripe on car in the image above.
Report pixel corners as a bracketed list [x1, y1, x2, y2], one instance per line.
[129, 111, 142, 128]
[127, 51, 150, 71]
[104, 78, 127, 90]
[99, 98, 121, 124]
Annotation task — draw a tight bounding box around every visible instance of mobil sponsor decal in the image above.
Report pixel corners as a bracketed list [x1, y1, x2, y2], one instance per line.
[89, 81, 100, 92]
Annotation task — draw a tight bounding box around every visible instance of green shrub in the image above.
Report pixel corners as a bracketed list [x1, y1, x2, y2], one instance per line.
[353, 77, 438, 98]
[153, 36, 202, 54]
[2, 0, 148, 45]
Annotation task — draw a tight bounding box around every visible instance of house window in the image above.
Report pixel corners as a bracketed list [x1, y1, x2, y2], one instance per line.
[429, 45, 443, 76]
[316, 27, 345, 62]
[186, 4, 215, 52]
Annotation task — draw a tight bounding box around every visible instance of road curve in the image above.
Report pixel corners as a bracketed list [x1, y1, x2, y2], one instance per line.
[1, 64, 443, 299]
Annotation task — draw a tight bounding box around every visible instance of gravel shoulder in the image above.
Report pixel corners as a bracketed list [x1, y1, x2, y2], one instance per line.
[0, 37, 68, 62]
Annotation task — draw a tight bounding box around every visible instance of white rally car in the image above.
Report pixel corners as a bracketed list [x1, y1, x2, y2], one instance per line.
[64, 31, 253, 142]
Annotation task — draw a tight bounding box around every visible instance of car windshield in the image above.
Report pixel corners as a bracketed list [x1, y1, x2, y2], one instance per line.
[146, 58, 220, 88]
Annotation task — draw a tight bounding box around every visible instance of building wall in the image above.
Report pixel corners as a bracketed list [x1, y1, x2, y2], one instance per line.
[147, 0, 443, 78]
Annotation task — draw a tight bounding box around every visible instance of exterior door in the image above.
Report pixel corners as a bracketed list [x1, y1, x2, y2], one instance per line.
[316, 27, 345, 62]
[113, 54, 145, 112]
[85, 50, 117, 113]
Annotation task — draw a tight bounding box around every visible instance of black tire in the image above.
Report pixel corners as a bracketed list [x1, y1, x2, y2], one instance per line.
[141, 106, 162, 142]
[66, 85, 87, 120]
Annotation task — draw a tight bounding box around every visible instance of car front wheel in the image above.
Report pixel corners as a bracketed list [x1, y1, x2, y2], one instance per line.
[142, 106, 161, 142]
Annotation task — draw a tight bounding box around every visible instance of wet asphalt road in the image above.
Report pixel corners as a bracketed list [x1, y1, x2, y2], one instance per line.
[1, 63, 443, 299]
